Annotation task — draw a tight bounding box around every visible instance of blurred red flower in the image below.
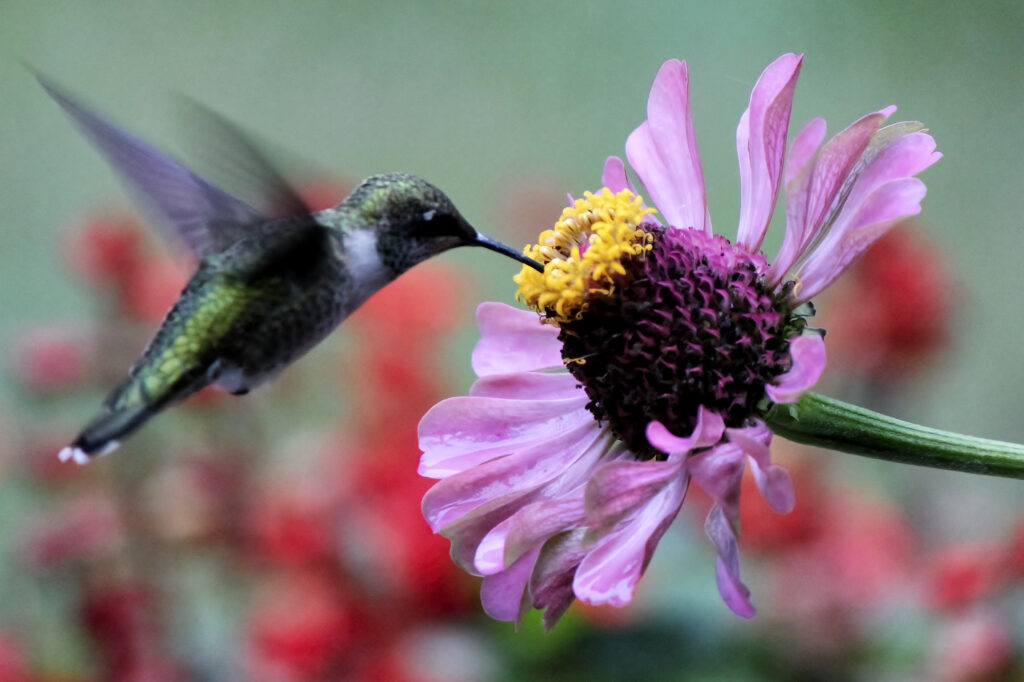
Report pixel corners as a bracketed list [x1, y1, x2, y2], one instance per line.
[22, 494, 122, 567]
[929, 608, 1014, 682]
[245, 569, 354, 681]
[80, 581, 185, 682]
[925, 542, 1007, 612]
[0, 633, 30, 682]
[9, 324, 90, 395]
[63, 213, 144, 289]
[247, 474, 338, 566]
[339, 433, 471, 617]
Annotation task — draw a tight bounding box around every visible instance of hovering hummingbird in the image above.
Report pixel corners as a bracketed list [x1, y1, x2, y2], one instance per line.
[38, 77, 542, 464]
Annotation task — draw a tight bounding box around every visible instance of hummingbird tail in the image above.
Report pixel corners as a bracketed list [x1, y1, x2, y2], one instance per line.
[58, 402, 155, 465]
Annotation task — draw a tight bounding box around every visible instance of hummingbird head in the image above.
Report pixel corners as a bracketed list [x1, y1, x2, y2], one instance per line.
[350, 173, 542, 274]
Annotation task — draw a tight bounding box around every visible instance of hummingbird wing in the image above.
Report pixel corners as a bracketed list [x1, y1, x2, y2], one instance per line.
[37, 76, 273, 260]
[175, 98, 311, 220]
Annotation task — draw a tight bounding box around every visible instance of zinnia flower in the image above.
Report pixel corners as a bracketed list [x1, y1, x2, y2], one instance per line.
[418, 54, 940, 626]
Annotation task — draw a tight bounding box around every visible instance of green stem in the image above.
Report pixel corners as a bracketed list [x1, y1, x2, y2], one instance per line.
[764, 392, 1024, 479]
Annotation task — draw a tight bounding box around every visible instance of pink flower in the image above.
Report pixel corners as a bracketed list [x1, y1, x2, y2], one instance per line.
[419, 54, 939, 626]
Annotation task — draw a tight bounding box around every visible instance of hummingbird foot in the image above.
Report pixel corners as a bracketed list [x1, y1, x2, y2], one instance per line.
[57, 439, 120, 465]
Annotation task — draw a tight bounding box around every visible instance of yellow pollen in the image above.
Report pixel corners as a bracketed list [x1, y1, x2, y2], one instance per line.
[514, 188, 653, 324]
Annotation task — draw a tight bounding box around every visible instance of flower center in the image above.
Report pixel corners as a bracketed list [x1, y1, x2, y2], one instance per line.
[514, 188, 653, 324]
[518, 190, 806, 457]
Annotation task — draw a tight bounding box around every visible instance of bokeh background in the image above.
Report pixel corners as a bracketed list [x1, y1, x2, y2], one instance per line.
[1, 1, 1023, 680]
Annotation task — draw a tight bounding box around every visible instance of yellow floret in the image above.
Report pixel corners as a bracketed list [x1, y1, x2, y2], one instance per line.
[514, 188, 653, 325]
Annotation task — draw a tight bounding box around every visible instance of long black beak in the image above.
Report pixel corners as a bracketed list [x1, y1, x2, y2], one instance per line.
[474, 232, 544, 272]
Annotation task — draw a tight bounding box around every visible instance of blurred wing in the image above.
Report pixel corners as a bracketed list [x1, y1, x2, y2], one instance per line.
[38, 75, 267, 259]
[176, 98, 311, 220]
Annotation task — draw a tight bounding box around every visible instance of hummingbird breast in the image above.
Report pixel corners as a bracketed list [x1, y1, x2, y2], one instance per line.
[208, 224, 384, 392]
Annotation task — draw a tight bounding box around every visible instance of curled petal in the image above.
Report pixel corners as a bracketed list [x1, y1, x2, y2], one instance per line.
[601, 156, 635, 193]
[706, 505, 755, 618]
[471, 302, 562, 376]
[531, 529, 589, 629]
[688, 441, 745, 519]
[715, 558, 755, 619]
[736, 53, 802, 252]
[474, 518, 513, 574]
[844, 127, 941, 212]
[480, 546, 539, 623]
[755, 465, 795, 514]
[574, 475, 686, 607]
[645, 406, 725, 456]
[626, 60, 710, 232]
[795, 179, 927, 300]
[793, 129, 940, 300]
[727, 425, 795, 514]
[769, 107, 895, 284]
[766, 334, 826, 404]
[502, 495, 587, 569]
[583, 457, 685, 533]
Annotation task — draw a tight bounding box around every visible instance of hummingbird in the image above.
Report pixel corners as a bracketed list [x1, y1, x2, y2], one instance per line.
[38, 77, 542, 465]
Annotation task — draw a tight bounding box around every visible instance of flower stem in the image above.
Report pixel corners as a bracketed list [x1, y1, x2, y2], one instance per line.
[764, 392, 1024, 479]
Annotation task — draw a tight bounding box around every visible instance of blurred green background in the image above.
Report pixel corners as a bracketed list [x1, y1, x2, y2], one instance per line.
[1, 1, 1023, 680]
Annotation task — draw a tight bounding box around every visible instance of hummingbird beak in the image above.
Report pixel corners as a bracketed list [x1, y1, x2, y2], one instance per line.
[473, 232, 544, 272]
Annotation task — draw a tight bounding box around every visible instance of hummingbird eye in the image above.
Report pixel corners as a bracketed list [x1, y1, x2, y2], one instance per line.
[414, 211, 474, 241]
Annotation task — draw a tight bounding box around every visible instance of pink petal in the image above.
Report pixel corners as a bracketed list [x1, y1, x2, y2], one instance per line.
[479, 546, 539, 623]
[427, 425, 613, 571]
[765, 334, 826, 404]
[583, 457, 685, 533]
[736, 53, 802, 252]
[843, 128, 940, 213]
[705, 505, 755, 618]
[785, 117, 826, 184]
[792, 128, 940, 300]
[530, 529, 589, 629]
[574, 476, 686, 607]
[471, 302, 563, 376]
[644, 406, 725, 456]
[420, 417, 600, 529]
[688, 441, 745, 519]
[418, 395, 590, 478]
[727, 425, 794, 514]
[625, 60, 710, 232]
[501, 494, 587, 568]
[601, 156, 635, 193]
[715, 557, 755, 619]
[439, 493, 541, 572]
[474, 518, 513, 574]
[796, 178, 927, 300]
[469, 370, 582, 400]
[769, 107, 895, 284]
[754, 464, 795, 514]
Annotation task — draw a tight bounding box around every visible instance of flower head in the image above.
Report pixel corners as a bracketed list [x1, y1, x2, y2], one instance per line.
[419, 54, 940, 626]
